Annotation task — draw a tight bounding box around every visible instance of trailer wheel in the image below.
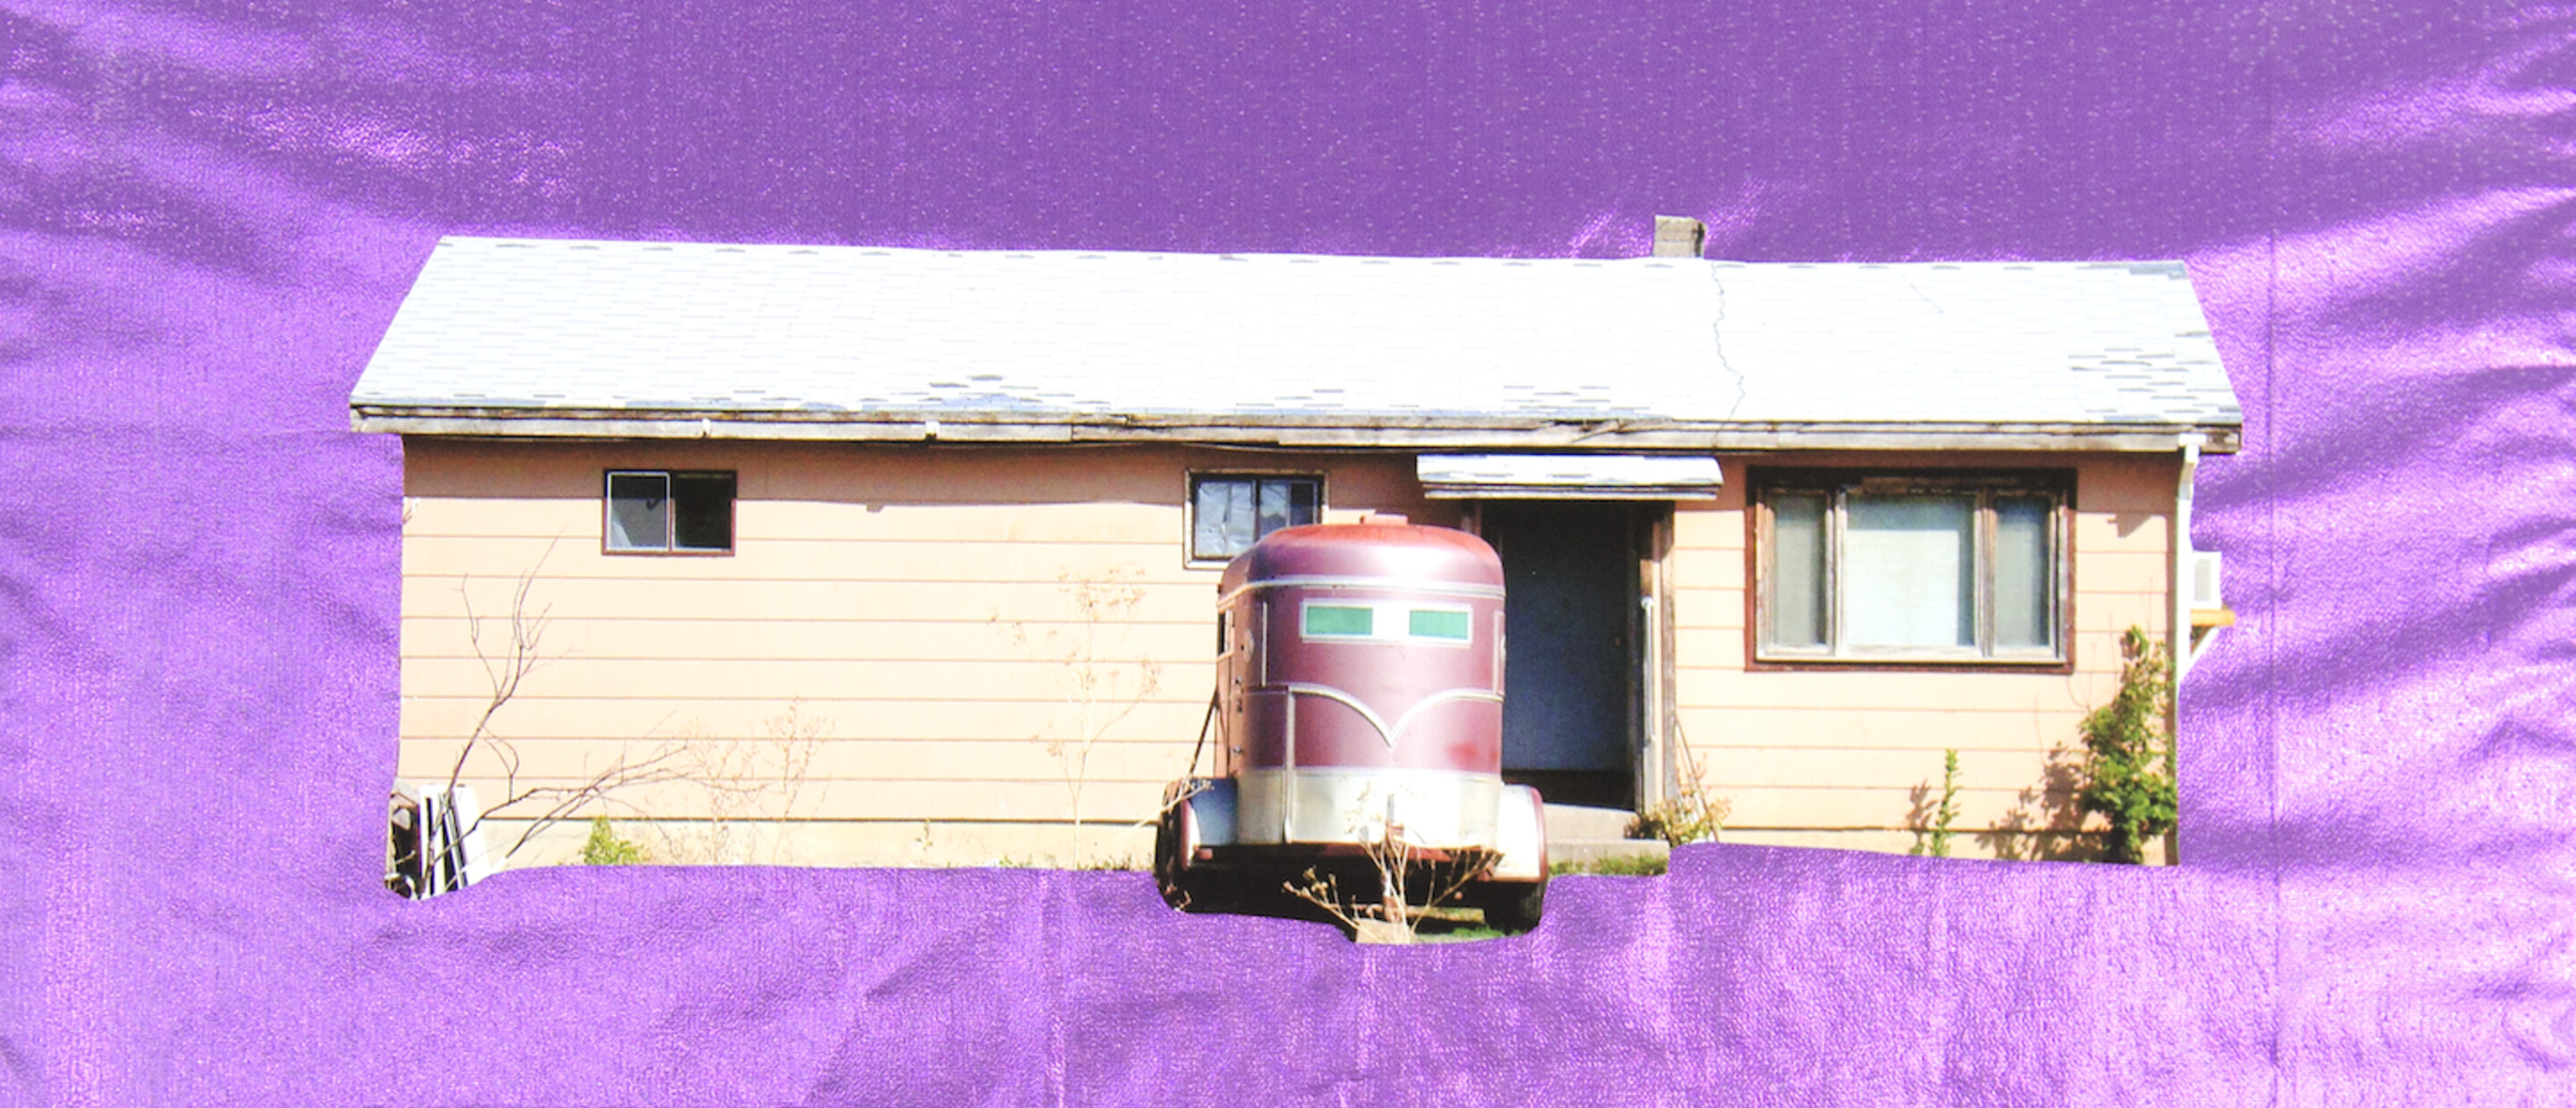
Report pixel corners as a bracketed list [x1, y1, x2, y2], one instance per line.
[1151, 802, 1193, 910]
[1475, 880, 1545, 932]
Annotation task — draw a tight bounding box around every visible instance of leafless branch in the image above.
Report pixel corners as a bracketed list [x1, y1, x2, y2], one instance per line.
[1284, 822, 1500, 944]
[994, 567, 1165, 866]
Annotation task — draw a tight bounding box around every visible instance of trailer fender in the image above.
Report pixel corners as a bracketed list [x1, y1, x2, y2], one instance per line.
[1161, 777, 1237, 869]
[1487, 784, 1547, 883]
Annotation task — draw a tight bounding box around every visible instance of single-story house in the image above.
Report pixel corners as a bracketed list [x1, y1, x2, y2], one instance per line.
[349, 222, 2242, 870]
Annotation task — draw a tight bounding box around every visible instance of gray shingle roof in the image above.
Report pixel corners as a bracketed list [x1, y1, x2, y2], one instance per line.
[350, 238, 2241, 451]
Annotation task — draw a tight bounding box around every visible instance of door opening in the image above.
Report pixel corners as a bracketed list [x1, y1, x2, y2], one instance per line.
[1477, 500, 1644, 810]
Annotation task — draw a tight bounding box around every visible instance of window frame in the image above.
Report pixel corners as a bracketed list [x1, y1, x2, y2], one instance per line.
[1185, 472, 1326, 565]
[602, 469, 737, 557]
[1747, 469, 2074, 672]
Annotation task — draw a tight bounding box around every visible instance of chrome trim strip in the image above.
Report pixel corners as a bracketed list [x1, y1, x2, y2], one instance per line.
[1273, 682, 1504, 749]
[1218, 575, 1504, 609]
[1235, 768, 1505, 848]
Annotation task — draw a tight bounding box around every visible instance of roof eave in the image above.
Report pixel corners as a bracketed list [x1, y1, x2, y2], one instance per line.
[348, 406, 2243, 454]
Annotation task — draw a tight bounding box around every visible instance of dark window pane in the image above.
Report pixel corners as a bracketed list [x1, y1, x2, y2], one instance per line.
[1994, 495, 2054, 650]
[672, 473, 735, 551]
[1844, 494, 1974, 649]
[1768, 493, 1828, 649]
[606, 473, 669, 551]
[1280, 479, 1318, 529]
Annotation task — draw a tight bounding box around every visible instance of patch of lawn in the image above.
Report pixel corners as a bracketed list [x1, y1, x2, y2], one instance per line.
[1551, 853, 1668, 877]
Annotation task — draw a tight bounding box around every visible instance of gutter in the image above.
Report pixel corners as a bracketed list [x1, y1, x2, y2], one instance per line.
[2171, 432, 2205, 679]
[348, 406, 2244, 455]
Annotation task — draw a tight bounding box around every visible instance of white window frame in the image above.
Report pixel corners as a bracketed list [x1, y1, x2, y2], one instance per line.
[1752, 472, 2070, 666]
[1186, 473, 1324, 564]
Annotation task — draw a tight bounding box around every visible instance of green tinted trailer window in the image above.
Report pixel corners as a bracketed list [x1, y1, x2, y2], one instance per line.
[1303, 604, 1375, 638]
[1408, 609, 1470, 642]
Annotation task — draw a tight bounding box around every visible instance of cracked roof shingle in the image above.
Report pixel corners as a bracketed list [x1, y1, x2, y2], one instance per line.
[351, 237, 2243, 430]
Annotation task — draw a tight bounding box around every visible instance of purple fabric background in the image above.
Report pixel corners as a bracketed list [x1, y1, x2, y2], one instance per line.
[4, 0, 2570, 1103]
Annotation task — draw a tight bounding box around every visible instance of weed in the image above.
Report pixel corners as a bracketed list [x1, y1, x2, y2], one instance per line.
[1909, 750, 1963, 858]
[1629, 727, 1730, 847]
[579, 817, 648, 866]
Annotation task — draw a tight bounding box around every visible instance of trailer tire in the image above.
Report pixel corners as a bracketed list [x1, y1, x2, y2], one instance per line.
[1151, 802, 1194, 910]
[1475, 880, 1545, 932]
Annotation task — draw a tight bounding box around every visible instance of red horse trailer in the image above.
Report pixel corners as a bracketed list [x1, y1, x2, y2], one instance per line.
[1154, 516, 1548, 929]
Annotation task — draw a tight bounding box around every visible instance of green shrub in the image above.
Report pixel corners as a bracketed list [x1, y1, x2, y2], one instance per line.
[579, 816, 648, 866]
[2075, 627, 2178, 864]
[1910, 749, 1963, 858]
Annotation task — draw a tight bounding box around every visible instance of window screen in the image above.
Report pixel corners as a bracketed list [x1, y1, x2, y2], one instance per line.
[1992, 495, 2055, 651]
[606, 472, 670, 551]
[1768, 493, 1829, 650]
[1843, 494, 1974, 650]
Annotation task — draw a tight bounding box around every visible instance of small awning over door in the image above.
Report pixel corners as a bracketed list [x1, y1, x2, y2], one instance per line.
[1416, 454, 1722, 499]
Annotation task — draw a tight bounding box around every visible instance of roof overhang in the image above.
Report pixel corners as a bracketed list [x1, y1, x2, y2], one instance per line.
[1418, 454, 1723, 499]
[349, 407, 2242, 454]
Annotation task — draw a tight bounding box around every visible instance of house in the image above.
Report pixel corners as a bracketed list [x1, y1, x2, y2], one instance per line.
[349, 222, 2242, 870]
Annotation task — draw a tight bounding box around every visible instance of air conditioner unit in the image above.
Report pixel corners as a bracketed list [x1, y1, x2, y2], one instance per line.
[2191, 550, 2223, 609]
[387, 780, 492, 898]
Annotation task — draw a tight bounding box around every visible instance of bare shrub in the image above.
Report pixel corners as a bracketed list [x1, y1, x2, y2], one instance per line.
[993, 567, 1166, 867]
[392, 552, 833, 894]
[1285, 827, 1500, 944]
[1629, 721, 1731, 847]
[391, 558, 699, 895]
[644, 702, 832, 866]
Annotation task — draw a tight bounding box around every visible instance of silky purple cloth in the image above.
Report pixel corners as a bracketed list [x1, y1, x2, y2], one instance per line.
[4, 1, 2570, 1103]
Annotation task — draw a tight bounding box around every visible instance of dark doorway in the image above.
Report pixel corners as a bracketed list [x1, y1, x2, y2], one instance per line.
[1480, 501, 1638, 810]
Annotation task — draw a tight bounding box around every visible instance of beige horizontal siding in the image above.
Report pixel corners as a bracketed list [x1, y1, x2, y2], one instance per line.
[1670, 588, 1750, 632]
[402, 656, 1198, 702]
[399, 441, 2188, 869]
[484, 817, 1161, 869]
[399, 695, 1216, 746]
[1675, 701, 2105, 759]
[1665, 453, 2181, 860]
[397, 738, 1201, 793]
[401, 441, 1436, 867]
[402, 533, 1222, 581]
[1713, 785, 2075, 830]
[425, 776, 1173, 825]
[400, 575, 1229, 625]
[407, 499, 1189, 544]
[401, 615, 1221, 663]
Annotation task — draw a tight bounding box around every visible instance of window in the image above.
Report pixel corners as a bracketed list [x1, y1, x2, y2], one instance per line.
[605, 471, 735, 553]
[1299, 600, 1474, 646]
[1755, 473, 2066, 663]
[1189, 474, 1320, 560]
